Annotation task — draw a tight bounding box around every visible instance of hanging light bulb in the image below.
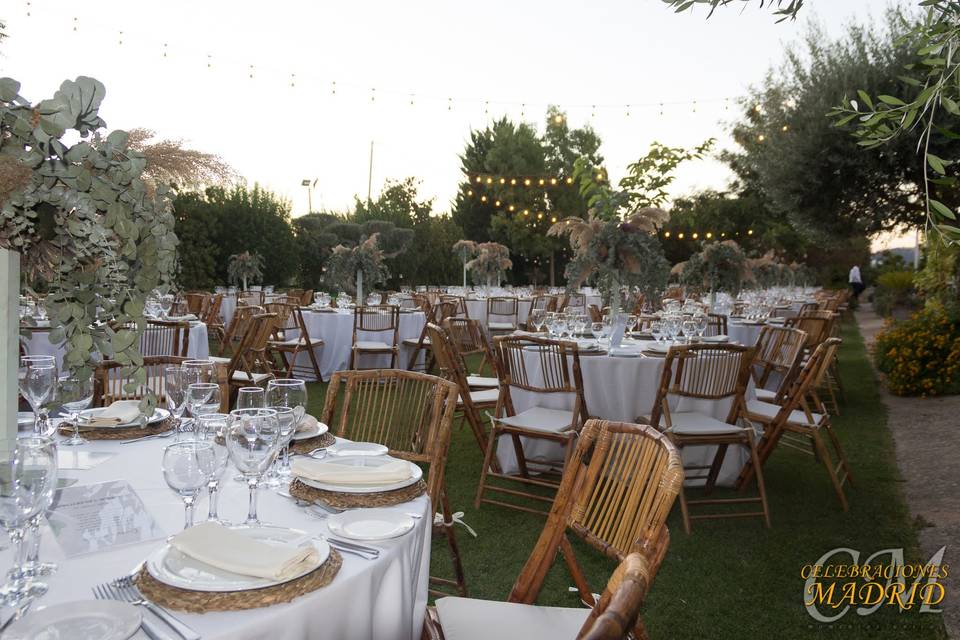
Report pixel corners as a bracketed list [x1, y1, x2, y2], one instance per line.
[476, 176, 482, 184]
[757, 134, 765, 142]
[499, 178, 506, 185]
[486, 177, 493, 184]
[664, 231, 671, 238]
[692, 232, 699, 239]
[467, 190, 473, 196]
[706, 232, 713, 239]
[480, 195, 488, 202]
[495, 200, 501, 207]
[523, 209, 529, 216]
[524, 179, 532, 186]
[551, 216, 557, 223]
[748, 229, 754, 235]
[550, 178, 557, 185]
[508, 205, 515, 212]
[678, 232, 685, 239]
[565, 177, 574, 184]
[554, 114, 564, 124]
[537, 212, 544, 220]
[510, 178, 517, 185]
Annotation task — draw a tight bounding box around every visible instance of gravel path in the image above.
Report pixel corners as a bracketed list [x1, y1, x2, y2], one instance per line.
[856, 304, 959, 638]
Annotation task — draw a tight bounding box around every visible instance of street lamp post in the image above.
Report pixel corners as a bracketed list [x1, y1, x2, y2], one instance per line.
[301, 178, 317, 213]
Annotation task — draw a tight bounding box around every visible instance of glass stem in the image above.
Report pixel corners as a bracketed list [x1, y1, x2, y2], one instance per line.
[183, 495, 195, 529]
[282, 444, 291, 470]
[245, 477, 259, 524]
[7, 528, 27, 587]
[207, 481, 219, 520]
[25, 516, 41, 566]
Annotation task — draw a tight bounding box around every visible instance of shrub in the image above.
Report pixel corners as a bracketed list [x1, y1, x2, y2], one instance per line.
[874, 303, 960, 396]
[872, 269, 917, 317]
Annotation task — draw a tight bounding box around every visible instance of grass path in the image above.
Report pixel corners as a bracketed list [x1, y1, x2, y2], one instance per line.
[304, 320, 947, 638]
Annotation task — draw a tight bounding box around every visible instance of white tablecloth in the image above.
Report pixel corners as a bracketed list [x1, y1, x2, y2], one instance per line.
[496, 340, 754, 487]
[4, 432, 431, 640]
[220, 294, 237, 324]
[727, 320, 765, 348]
[21, 322, 209, 370]
[291, 310, 426, 381]
[460, 295, 601, 330]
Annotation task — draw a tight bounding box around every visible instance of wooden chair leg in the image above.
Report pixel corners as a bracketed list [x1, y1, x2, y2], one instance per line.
[747, 433, 772, 528]
[824, 424, 854, 488]
[511, 432, 530, 478]
[811, 430, 849, 511]
[559, 535, 594, 606]
[305, 342, 324, 383]
[703, 443, 728, 494]
[441, 491, 467, 596]
[462, 408, 490, 458]
[475, 424, 500, 509]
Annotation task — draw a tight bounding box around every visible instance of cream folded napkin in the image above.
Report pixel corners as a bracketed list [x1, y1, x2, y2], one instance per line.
[297, 413, 320, 433]
[169, 522, 320, 580]
[609, 345, 645, 356]
[83, 400, 141, 427]
[167, 313, 198, 322]
[291, 457, 412, 486]
[702, 334, 729, 343]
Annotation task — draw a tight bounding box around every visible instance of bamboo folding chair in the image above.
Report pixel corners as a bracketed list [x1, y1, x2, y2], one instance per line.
[475, 335, 589, 515]
[559, 292, 587, 315]
[404, 300, 457, 372]
[524, 294, 557, 330]
[440, 295, 471, 319]
[587, 304, 603, 323]
[798, 302, 819, 315]
[642, 343, 769, 533]
[320, 369, 467, 596]
[211, 313, 276, 398]
[737, 338, 853, 511]
[705, 313, 728, 338]
[184, 292, 208, 315]
[509, 420, 681, 606]
[203, 294, 225, 345]
[427, 323, 499, 464]
[750, 325, 807, 405]
[140, 320, 190, 357]
[349, 305, 401, 370]
[787, 312, 842, 412]
[443, 317, 499, 385]
[238, 290, 264, 306]
[486, 297, 519, 336]
[93, 355, 188, 407]
[425, 551, 657, 640]
[267, 304, 325, 381]
[219, 304, 263, 357]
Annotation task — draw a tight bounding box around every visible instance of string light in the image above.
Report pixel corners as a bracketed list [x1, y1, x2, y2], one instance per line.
[510, 178, 517, 186]
[692, 232, 699, 239]
[565, 177, 574, 184]
[705, 232, 712, 239]
[467, 190, 473, 196]
[550, 178, 557, 185]
[163, 42, 168, 57]
[248, 65, 255, 79]
[499, 177, 506, 185]
[659, 229, 754, 239]
[118, 30, 123, 45]
[678, 233, 685, 239]
[781, 124, 789, 132]
[290, 73, 296, 88]
[757, 134, 765, 142]
[551, 216, 557, 223]
[480, 195, 487, 202]
[494, 200, 501, 207]
[537, 212, 544, 220]
[664, 231, 671, 238]
[524, 178, 532, 186]
[554, 114, 563, 124]
[332, 81, 337, 95]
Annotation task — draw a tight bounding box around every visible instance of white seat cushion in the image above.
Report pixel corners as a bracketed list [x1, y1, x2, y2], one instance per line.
[355, 341, 393, 350]
[644, 411, 745, 435]
[231, 371, 272, 384]
[466, 375, 498, 388]
[271, 336, 324, 347]
[460, 388, 499, 405]
[496, 406, 576, 433]
[746, 399, 822, 427]
[754, 388, 777, 402]
[436, 596, 589, 640]
[209, 356, 231, 364]
[488, 321, 516, 330]
[401, 337, 430, 346]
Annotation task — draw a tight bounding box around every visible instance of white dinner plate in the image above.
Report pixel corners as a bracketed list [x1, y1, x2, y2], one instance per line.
[146, 524, 329, 592]
[327, 508, 415, 541]
[292, 420, 329, 441]
[608, 348, 644, 358]
[4, 600, 141, 640]
[702, 335, 729, 343]
[297, 455, 423, 494]
[75, 406, 170, 429]
[327, 442, 389, 457]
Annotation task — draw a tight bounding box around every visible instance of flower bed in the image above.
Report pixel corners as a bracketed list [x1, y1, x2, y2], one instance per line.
[874, 303, 960, 396]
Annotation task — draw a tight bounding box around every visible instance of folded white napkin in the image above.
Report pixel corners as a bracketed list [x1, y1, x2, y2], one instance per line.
[291, 458, 412, 485]
[83, 400, 141, 427]
[297, 413, 320, 433]
[609, 345, 645, 356]
[169, 522, 320, 580]
[167, 314, 198, 322]
[702, 334, 729, 343]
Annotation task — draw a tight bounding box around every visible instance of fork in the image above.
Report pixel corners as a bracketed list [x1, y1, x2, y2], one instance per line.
[94, 578, 201, 640]
[92, 582, 164, 640]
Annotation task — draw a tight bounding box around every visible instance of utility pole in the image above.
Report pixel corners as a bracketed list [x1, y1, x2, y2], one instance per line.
[367, 141, 374, 204]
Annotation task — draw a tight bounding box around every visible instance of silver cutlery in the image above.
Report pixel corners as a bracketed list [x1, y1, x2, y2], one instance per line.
[326, 536, 382, 556]
[325, 539, 379, 560]
[93, 577, 201, 640]
[92, 583, 165, 640]
[0, 598, 34, 633]
[120, 430, 175, 445]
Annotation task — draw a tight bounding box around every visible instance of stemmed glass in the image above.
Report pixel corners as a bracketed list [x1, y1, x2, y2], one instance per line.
[19, 436, 59, 580]
[266, 379, 307, 480]
[59, 375, 93, 446]
[263, 407, 296, 486]
[530, 310, 544, 333]
[590, 322, 605, 348]
[236, 387, 265, 411]
[163, 367, 188, 436]
[682, 318, 698, 344]
[18, 356, 57, 435]
[695, 313, 709, 340]
[195, 414, 230, 522]
[650, 320, 664, 343]
[186, 383, 222, 423]
[0, 437, 57, 606]
[226, 408, 280, 526]
[159, 294, 175, 319]
[181, 359, 216, 386]
[163, 441, 215, 529]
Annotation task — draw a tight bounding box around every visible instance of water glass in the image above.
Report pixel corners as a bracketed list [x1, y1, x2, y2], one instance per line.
[266, 379, 307, 425]
[164, 366, 188, 433]
[186, 383, 222, 421]
[18, 356, 57, 435]
[650, 321, 663, 343]
[159, 294, 174, 319]
[236, 387, 265, 411]
[227, 408, 280, 525]
[195, 414, 230, 522]
[19, 436, 58, 580]
[181, 359, 216, 386]
[682, 318, 698, 344]
[59, 375, 93, 446]
[162, 441, 214, 529]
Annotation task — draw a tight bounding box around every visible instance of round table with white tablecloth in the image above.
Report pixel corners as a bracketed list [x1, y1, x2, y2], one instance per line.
[290, 309, 427, 381]
[461, 295, 602, 330]
[727, 319, 766, 348]
[3, 429, 431, 640]
[21, 322, 210, 370]
[497, 340, 755, 487]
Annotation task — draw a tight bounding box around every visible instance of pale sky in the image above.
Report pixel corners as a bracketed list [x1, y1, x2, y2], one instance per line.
[1, 0, 909, 247]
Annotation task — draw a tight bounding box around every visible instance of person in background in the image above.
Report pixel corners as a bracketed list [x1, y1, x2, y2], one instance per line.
[849, 264, 865, 300]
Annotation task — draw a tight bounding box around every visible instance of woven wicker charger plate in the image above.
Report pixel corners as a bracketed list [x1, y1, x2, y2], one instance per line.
[289, 477, 426, 509]
[57, 417, 175, 441]
[134, 549, 342, 613]
[289, 431, 335, 455]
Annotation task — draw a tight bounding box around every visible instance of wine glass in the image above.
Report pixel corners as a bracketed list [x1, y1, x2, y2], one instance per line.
[159, 294, 174, 319]
[59, 375, 93, 446]
[236, 387, 265, 411]
[186, 383, 222, 422]
[226, 408, 280, 525]
[163, 366, 188, 436]
[19, 436, 58, 580]
[195, 414, 230, 522]
[650, 320, 663, 343]
[682, 318, 698, 344]
[18, 356, 57, 435]
[530, 310, 544, 333]
[695, 313, 709, 340]
[266, 379, 307, 425]
[0, 437, 57, 606]
[590, 322, 605, 347]
[626, 315, 638, 335]
[263, 406, 296, 486]
[163, 441, 215, 529]
[181, 359, 216, 386]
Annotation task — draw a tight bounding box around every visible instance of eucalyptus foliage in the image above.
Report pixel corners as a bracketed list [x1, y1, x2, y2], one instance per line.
[0, 76, 177, 388]
[681, 241, 748, 294]
[325, 234, 389, 294]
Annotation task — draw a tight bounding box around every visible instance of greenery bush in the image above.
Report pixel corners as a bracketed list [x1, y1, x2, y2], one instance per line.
[872, 269, 917, 317]
[874, 303, 960, 396]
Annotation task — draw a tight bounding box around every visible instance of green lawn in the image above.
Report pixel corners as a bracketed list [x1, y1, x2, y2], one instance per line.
[303, 321, 948, 639]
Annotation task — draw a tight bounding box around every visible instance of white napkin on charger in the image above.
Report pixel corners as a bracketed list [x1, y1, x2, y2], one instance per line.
[82, 400, 141, 427]
[297, 414, 320, 433]
[169, 522, 320, 580]
[167, 314, 198, 322]
[702, 334, 729, 343]
[291, 458, 412, 486]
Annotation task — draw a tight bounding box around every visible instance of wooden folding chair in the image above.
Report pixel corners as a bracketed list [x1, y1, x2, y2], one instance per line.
[219, 304, 262, 357]
[212, 313, 276, 398]
[706, 313, 728, 338]
[93, 355, 188, 407]
[787, 312, 842, 412]
[320, 369, 466, 596]
[737, 338, 853, 511]
[559, 292, 586, 314]
[476, 335, 589, 516]
[440, 295, 470, 319]
[404, 300, 457, 372]
[267, 305, 325, 381]
[184, 292, 208, 315]
[203, 294, 225, 345]
[642, 343, 769, 533]
[140, 320, 190, 357]
[425, 551, 657, 640]
[349, 305, 400, 370]
[486, 297, 519, 336]
[750, 325, 807, 405]
[442, 318, 498, 388]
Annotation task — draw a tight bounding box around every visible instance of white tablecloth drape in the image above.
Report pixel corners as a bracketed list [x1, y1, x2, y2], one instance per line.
[496, 340, 755, 487]
[290, 310, 426, 381]
[727, 320, 765, 348]
[8, 432, 431, 640]
[21, 322, 209, 370]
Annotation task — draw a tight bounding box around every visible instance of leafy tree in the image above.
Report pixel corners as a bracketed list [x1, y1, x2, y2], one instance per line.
[662, 0, 803, 21]
[293, 212, 341, 289]
[727, 11, 960, 239]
